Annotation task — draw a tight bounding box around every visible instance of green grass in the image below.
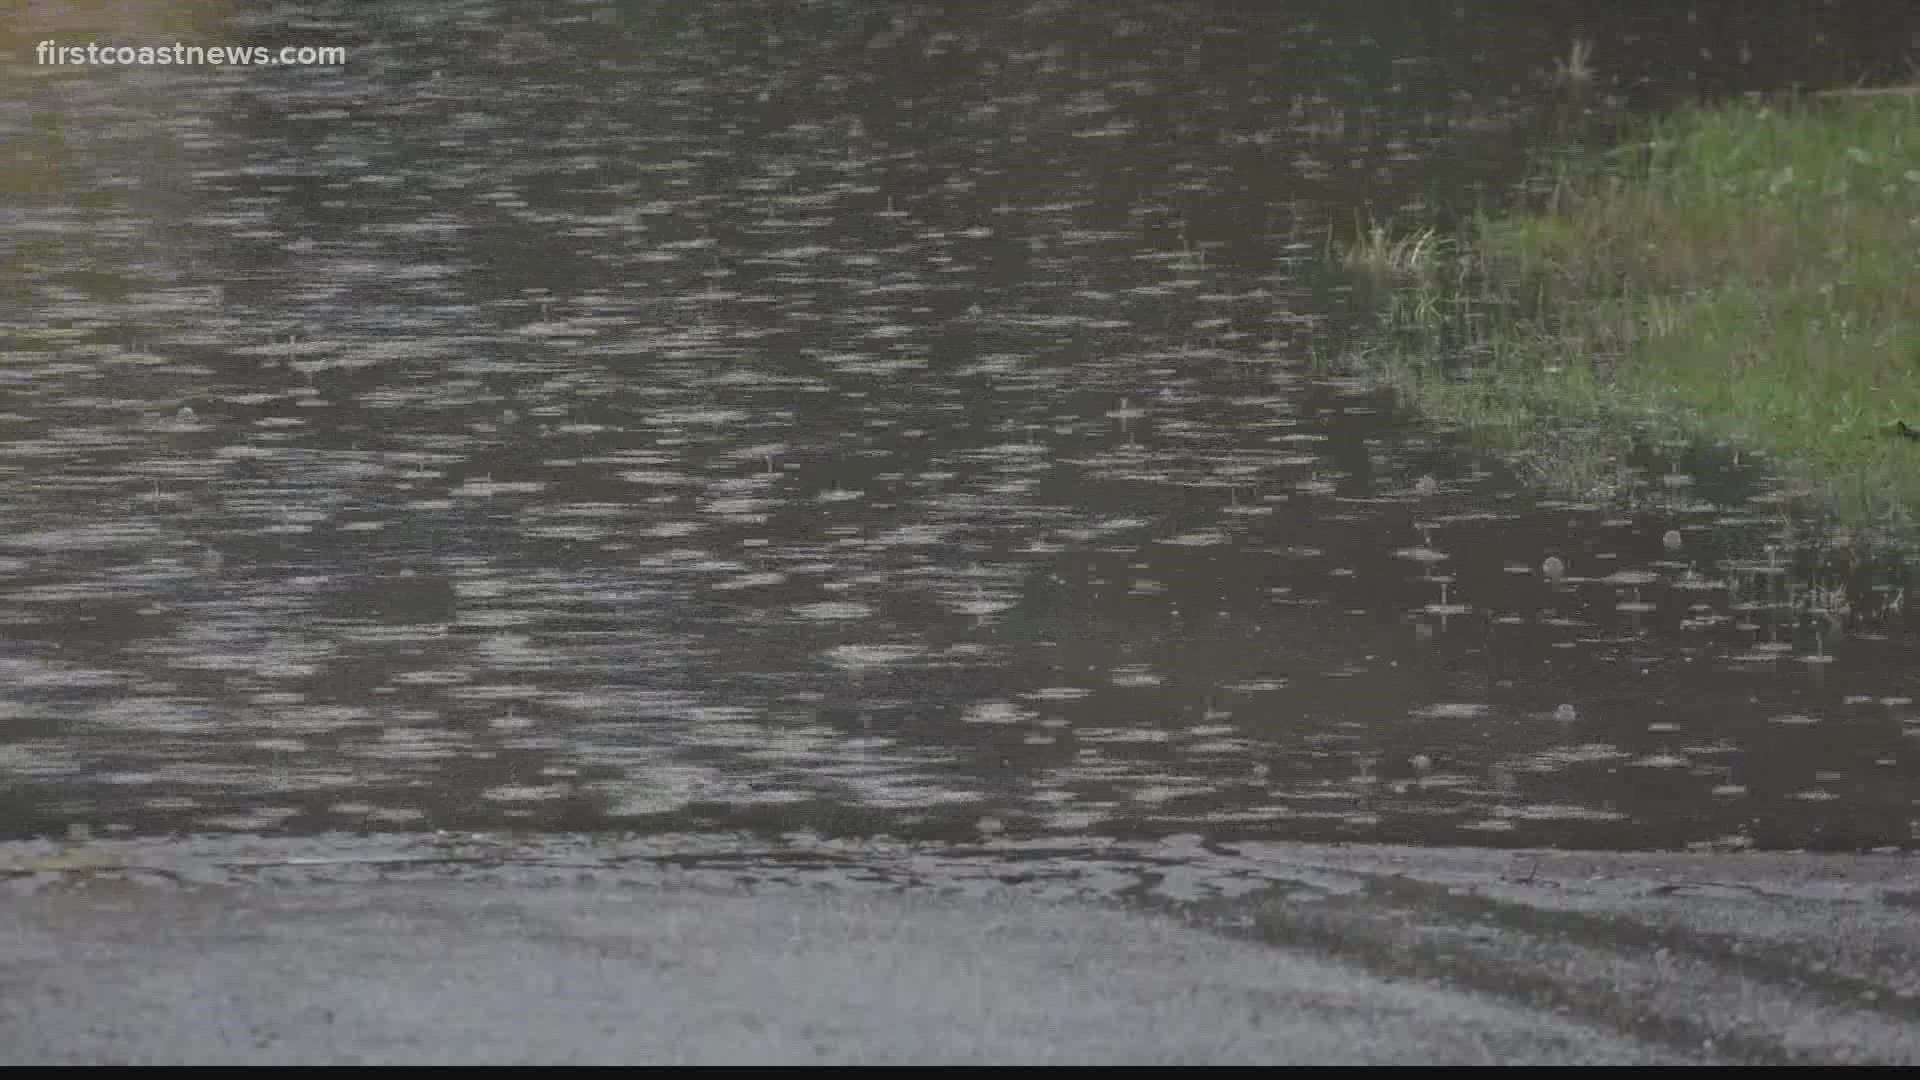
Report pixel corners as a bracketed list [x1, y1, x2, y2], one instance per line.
[1337, 220, 1443, 279]
[1345, 93, 1920, 531]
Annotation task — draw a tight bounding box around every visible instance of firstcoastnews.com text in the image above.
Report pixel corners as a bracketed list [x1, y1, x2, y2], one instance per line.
[35, 41, 346, 67]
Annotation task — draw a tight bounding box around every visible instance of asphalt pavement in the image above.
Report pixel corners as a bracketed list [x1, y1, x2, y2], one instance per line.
[3, 834, 1916, 1064]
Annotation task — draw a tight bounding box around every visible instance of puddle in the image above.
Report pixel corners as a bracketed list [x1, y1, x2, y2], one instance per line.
[1, 1, 1916, 851]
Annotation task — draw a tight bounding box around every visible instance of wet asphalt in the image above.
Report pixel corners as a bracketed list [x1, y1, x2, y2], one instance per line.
[3, 836, 1916, 1065]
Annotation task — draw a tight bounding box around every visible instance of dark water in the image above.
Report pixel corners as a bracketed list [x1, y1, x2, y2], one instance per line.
[4, 0, 1918, 851]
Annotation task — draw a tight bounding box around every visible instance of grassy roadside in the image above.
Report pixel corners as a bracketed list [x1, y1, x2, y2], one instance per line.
[1340, 91, 1920, 535]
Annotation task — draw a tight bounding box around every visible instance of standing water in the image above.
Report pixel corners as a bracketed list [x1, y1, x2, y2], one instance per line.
[3, 1, 1917, 853]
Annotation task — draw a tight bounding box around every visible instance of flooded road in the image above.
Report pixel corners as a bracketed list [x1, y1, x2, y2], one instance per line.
[3, 1, 1918, 851]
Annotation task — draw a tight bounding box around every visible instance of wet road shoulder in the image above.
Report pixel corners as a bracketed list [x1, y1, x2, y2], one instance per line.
[2, 835, 1915, 1065]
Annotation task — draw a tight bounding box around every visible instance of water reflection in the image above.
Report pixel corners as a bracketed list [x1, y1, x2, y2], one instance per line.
[1, 0, 1916, 851]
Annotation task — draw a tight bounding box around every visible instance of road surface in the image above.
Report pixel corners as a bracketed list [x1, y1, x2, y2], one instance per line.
[3, 833, 1916, 1064]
